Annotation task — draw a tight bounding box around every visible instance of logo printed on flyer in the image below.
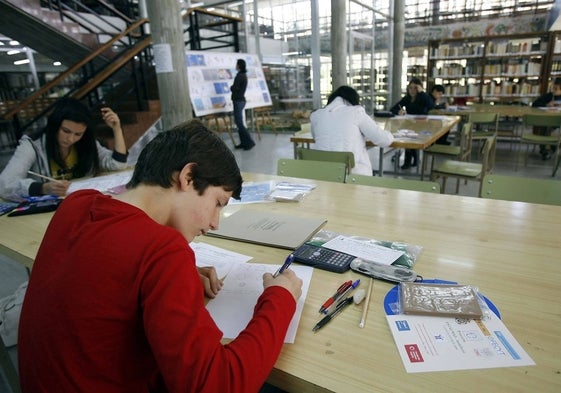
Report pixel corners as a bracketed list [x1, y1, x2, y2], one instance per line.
[405, 344, 424, 363]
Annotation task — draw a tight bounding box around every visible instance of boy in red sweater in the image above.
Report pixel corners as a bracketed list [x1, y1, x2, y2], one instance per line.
[18, 120, 303, 392]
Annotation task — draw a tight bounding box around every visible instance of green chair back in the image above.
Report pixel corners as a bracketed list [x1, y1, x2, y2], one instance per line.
[522, 114, 561, 128]
[468, 112, 499, 125]
[469, 112, 498, 140]
[481, 174, 561, 205]
[347, 174, 441, 193]
[297, 148, 355, 174]
[277, 158, 347, 183]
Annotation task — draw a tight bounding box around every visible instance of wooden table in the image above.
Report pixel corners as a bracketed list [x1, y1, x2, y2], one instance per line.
[431, 104, 561, 118]
[1, 172, 560, 392]
[290, 115, 460, 176]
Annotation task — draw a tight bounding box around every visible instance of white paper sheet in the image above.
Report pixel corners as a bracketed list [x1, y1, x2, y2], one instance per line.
[191, 242, 252, 279]
[206, 263, 313, 343]
[386, 312, 535, 372]
[67, 170, 133, 195]
[322, 235, 404, 265]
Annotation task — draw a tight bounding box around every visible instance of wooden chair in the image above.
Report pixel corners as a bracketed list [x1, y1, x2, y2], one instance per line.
[554, 152, 561, 177]
[469, 112, 498, 153]
[516, 114, 561, 176]
[297, 147, 355, 179]
[431, 136, 496, 196]
[277, 159, 347, 183]
[481, 174, 561, 206]
[252, 106, 277, 140]
[347, 174, 440, 193]
[421, 122, 472, 181]
[202, 114, 236, 146]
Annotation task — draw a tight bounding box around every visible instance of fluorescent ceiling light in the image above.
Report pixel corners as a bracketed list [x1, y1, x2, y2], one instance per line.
[53, 61, 62, 66]
[7, 50, 20, 55]
[9, 40, 20, 46]
[14, 59, 30, 65]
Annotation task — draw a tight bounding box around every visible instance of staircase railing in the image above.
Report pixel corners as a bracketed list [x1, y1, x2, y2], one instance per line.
[184, 7, 242, 52]
[41, 0, 137, 44]
[1, 18, 153, 137]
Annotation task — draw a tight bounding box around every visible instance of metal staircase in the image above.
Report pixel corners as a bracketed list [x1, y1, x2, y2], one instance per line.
[0, 1, 242, 151]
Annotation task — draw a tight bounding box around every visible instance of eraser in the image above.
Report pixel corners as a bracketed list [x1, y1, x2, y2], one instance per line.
[353, 289, 366, 304]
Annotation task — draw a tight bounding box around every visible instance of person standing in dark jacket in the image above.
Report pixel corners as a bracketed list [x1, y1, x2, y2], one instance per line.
[230, 59, 255, 150]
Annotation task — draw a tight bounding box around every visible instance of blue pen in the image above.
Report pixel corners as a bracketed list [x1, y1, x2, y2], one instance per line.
[273, 253, 294, 278]
[322, 279, 360, 314]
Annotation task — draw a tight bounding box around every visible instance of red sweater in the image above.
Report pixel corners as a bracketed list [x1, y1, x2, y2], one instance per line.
[18, 190, 296, 393]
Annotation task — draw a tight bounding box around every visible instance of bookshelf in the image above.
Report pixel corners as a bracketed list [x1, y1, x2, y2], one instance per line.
[428, 32, 553, 105]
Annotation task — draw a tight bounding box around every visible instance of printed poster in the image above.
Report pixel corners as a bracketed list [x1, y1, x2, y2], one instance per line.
[185, 51, 271, 116]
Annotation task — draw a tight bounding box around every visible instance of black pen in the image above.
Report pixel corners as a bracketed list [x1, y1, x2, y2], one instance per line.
[273, 253, 294, 278]
[312, 296, 353, 332]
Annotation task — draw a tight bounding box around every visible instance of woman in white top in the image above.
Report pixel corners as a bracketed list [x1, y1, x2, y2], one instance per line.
[310, 86, 394, 176]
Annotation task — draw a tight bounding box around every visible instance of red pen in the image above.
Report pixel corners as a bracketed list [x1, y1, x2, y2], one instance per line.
[319, 280, 352, 313]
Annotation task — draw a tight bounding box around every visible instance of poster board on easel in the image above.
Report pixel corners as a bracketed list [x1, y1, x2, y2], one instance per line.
[185, 51, 272, 117]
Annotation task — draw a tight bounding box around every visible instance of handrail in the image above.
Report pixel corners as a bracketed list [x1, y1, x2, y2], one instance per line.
[72, 37, 152, 99]
[2, 18, 149, 121]
[186, 7, 243, 22]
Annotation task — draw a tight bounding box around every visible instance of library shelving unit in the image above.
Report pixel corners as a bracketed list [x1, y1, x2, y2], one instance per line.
[428, 32, 553, 105]
[547, 31, 561, 87]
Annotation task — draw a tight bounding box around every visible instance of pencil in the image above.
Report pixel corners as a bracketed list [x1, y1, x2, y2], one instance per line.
[27, 171, 62, 183]
[359, 277, 373, 329]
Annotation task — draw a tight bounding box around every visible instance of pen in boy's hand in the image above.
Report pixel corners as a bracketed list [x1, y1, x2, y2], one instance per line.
[273, 253, 294, 278]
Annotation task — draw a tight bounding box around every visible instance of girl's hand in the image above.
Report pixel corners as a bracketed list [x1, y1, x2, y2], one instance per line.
[42, 180, 70, 196]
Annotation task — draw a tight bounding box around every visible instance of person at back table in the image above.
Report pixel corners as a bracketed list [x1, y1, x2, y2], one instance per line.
[18, 120, 303, 393]
[531, 77, 561, 159]
[429, 84, 451, 145]
[532, 77, 561, 108]
[390, 78, 434, 169]
[310, 85, 394, 176]
[0, 97, 128, 201]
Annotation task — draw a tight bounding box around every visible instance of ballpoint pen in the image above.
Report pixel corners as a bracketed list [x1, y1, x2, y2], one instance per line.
[313, 296, 354, 332]
[318, 280, 352, 313]
[273, 253, 294, 278]
[322, 279, 360, 314]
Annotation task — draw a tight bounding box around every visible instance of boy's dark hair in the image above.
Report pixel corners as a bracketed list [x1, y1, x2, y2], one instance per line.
[431, 84, 445, 93]
[127, 120, 243, 199]
[553, 77, 561, 86]
[236, 59, 247, 73]
[44, 97, 99, 178]
[327, 85, 360, 106]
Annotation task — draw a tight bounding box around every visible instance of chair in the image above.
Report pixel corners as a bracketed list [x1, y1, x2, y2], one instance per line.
[347, 174, 440, 193]
[277, 159, 347, 183]
[252, 106, 277, 140]
[480, 174, 561, 205]
[421, 122, 473, 181]
[469, 112, 498, 152]
[554, 153, 561, 177]
[202, 114, 236, 146]
[516, 114, 561, 176]
[431, 136, 496, 196]
[297, 147, 355, 178]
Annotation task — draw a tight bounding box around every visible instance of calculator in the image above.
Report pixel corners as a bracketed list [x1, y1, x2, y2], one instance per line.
[292, 243, 355, 273]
